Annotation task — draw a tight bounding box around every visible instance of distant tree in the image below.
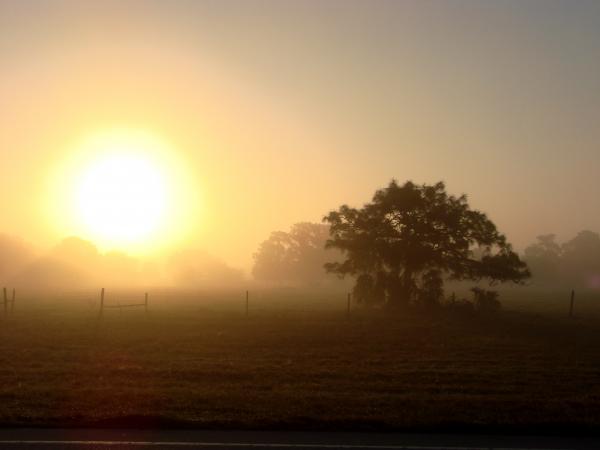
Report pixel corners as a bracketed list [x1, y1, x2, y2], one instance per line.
[11, 257, 94, 289]
[324, 180, 530, 306]
[561, 230, 600, 288]
[52, 236, 101, 267]
[169, 250, 244, 287]
[523, 234, 562, 283]
[0, 234, 34, 281]
[252, 222, 339, 286]
[524, 230, 600, 289]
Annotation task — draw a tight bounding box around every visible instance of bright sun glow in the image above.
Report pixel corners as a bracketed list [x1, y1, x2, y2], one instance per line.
[77, 152, 168, 244]
[48, 129, 200, 254]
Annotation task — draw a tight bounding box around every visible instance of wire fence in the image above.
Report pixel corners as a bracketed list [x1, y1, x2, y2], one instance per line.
[1, 285, 593, 320]
[0, 286, 356, 319]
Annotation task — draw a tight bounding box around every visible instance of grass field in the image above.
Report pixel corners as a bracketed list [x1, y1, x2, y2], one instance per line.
[1, 289, 600, 433]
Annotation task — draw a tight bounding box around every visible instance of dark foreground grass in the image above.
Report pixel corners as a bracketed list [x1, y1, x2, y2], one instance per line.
[1, 303, 600, 433]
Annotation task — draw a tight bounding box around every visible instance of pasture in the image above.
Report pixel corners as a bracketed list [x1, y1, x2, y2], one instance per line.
[0, 288, 600, 433]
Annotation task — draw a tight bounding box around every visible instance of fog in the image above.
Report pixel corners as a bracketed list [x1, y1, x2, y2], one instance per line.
[0, 234, 240, 291]
[3, 221, 600, 307]
[0, 1, 599, 308]
[0, 226, 348, 294]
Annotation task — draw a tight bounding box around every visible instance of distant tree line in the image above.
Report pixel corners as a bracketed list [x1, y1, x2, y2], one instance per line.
[0, 235, 244, 289]
[5, 179, 598, 306]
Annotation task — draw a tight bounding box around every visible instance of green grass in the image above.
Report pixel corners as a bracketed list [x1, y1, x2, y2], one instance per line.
[1, 294, 600, 432]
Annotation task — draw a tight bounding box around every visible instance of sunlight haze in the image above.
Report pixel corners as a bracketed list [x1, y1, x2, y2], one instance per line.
[1, 0, 600, 273]
[44, 129, 199, 254]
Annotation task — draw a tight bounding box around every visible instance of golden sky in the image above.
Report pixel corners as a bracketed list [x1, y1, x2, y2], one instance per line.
[1, 0, 600, 271]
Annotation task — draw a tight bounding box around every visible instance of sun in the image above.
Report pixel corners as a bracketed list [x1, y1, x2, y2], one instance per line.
[77, 152, 168, 245]
[48, 129, 199, 253]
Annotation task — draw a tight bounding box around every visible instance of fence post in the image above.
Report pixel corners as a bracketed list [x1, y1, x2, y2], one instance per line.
[99, 288, 105, 317]
[569, 289, 575, 318]
[246, 290, 249, 317]
[2, 288, 6, 317]
[145, 292, 149, 314]
[347, 292, 351, 315]
[11, 288, 15, 314]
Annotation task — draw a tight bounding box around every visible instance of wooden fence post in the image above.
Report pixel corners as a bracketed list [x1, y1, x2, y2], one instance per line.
[99, 288, 105, 317]
[2, 288, 6, 317]
[246, 290, 249, 317]
[11, 288, 15, 314]
[569, 289, 575, 318]
[144, 292, 149, 314]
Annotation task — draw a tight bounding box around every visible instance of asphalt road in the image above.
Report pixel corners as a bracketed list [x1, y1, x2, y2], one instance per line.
[0, 430, 597, 450]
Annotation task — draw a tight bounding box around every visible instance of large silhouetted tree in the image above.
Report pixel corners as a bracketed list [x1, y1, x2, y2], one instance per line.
[323, 180, 530, 306]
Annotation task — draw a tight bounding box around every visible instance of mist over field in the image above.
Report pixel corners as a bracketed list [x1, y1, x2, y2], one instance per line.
[2, 210, 600, 320]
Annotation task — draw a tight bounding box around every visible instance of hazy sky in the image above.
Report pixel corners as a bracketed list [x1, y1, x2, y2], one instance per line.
[1, 0, 600, 271]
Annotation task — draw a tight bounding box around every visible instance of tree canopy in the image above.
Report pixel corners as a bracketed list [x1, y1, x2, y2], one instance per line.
[323, 180, 529, 305]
